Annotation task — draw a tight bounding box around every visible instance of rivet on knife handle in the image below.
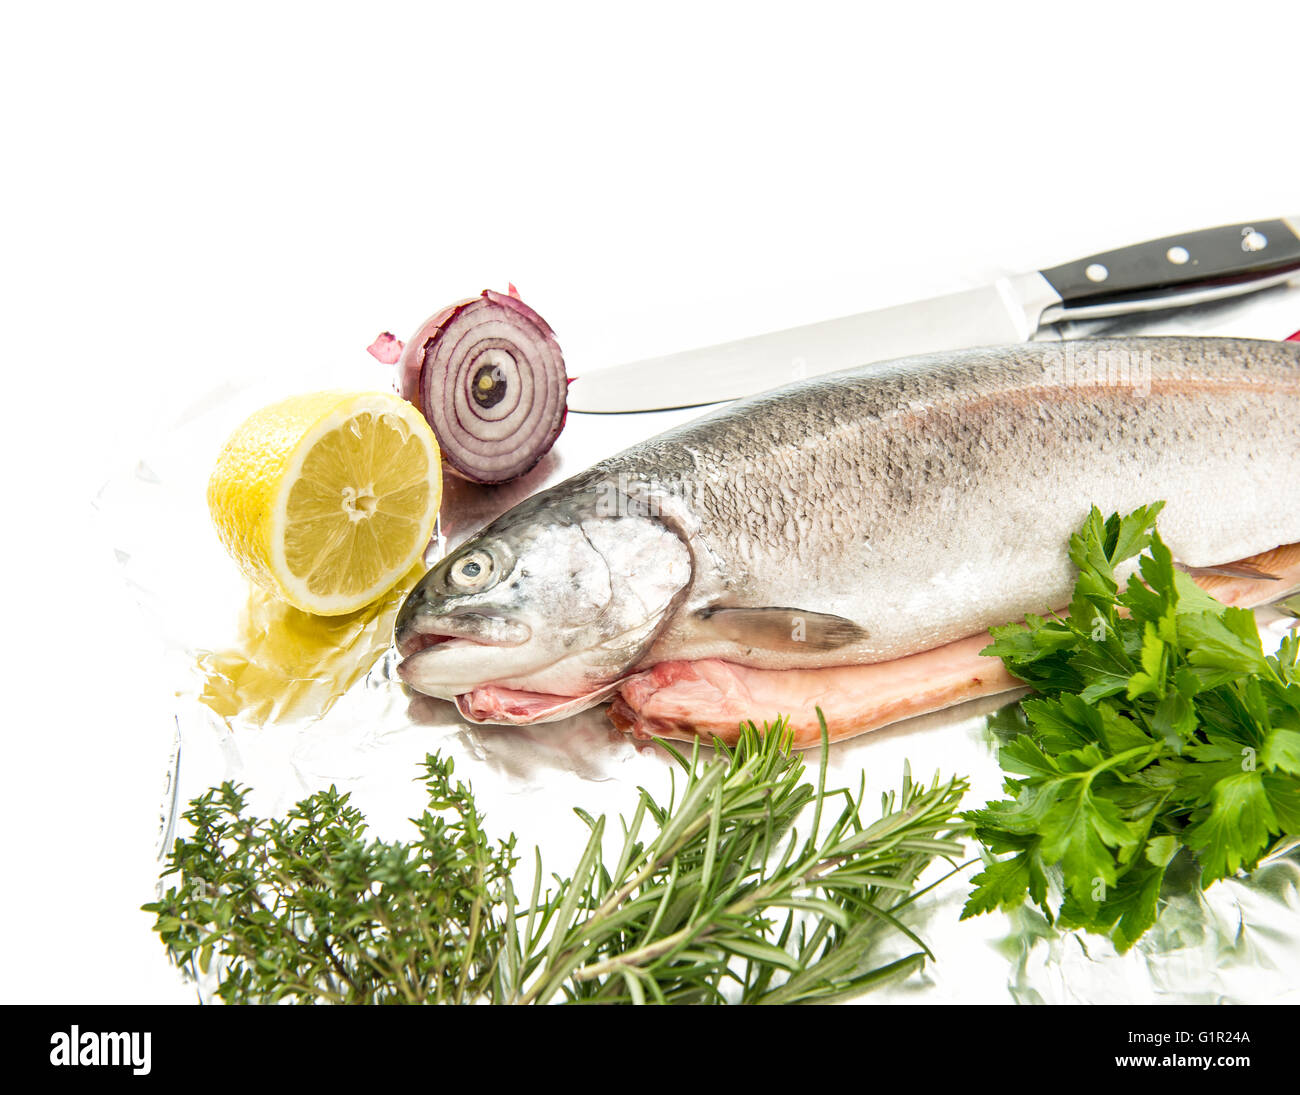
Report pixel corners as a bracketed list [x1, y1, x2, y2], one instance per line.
[1038, 217, 1300, 323]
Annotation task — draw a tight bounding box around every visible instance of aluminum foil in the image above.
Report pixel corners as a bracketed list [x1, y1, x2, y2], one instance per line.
[98, 284, 1300, 1005]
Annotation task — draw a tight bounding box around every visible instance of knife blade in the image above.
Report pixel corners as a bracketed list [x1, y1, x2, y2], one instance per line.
[567, 216, 1300, 413]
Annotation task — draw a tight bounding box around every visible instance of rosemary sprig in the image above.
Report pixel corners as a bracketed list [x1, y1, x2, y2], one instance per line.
[146, 716, 969, 1004]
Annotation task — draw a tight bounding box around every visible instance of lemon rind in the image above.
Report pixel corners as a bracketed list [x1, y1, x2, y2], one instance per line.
[266, 393, 439, 616]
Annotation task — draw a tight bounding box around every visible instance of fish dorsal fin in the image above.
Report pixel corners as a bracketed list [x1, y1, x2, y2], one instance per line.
[696, 606, 870, 653]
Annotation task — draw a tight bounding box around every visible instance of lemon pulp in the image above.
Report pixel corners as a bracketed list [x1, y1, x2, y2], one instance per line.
[208, 392, 441, 616]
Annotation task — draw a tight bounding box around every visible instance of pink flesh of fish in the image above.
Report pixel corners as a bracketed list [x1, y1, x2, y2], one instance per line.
[456, 679, 625, 724]
[608, 633, 1020, 748]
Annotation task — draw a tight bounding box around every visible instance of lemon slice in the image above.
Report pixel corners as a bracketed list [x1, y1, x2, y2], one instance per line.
[207, 391, 441, 616]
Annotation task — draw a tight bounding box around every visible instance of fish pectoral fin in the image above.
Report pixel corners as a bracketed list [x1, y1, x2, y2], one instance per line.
[696, 606, 869, 653]
[1178, 561, 1282, 581]
[1179, 541, 1300, 609]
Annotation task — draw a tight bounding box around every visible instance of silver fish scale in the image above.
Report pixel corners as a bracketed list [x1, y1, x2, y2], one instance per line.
[586, 337, 1300, 667]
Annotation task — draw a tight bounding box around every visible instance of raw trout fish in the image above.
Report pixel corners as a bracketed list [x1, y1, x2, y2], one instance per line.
[395, 337, 1300, 746]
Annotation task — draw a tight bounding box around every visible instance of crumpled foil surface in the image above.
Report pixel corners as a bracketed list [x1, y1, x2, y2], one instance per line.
[100, 284, 1300, 1005]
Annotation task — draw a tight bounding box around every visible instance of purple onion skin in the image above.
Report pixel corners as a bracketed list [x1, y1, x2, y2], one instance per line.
[397, 302, 459, 405]
[398, 290, 568, 485]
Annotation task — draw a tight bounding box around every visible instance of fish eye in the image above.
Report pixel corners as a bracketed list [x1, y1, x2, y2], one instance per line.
[448, 549, 495, 592]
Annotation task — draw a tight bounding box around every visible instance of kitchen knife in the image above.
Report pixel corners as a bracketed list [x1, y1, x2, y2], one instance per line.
[567, 217, 1300, 413]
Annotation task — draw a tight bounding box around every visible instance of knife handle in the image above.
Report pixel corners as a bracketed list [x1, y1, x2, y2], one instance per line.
[1038, 217, 1300, 322]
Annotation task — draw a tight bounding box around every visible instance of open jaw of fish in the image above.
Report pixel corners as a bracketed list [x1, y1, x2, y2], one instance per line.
[394, 336, 1300, 746]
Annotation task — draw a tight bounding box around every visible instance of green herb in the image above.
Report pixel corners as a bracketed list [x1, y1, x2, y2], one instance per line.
[964, 503, 1300, 950]
[146, 717, 969, 1004]
[145, 753, 514, 1004]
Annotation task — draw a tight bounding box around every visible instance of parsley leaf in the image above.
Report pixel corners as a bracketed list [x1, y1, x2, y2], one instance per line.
[964, 505, 1300, 950]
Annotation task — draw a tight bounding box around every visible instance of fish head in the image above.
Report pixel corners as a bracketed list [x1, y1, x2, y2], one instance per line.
[394, 488, 692, 707]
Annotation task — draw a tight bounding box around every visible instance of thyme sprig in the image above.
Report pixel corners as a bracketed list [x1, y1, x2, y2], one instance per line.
[146, 753, 513, 1004]
[146, 716, 969, 1004]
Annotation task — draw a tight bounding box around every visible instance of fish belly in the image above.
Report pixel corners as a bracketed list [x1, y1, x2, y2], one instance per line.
[617, 338, 1300, 669]
[611, 543, 1300, 746]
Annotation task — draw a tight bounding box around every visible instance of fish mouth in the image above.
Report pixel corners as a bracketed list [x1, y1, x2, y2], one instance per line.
[394, 605, 537, 700]
[394, 635, 479, 690]
[395, 614, 528, 659]
[395, 630, 461, 658]
[394, 628, 504, 693]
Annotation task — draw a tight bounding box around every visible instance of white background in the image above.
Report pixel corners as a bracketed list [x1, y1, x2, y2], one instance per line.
[2, 1, 1298, 1002]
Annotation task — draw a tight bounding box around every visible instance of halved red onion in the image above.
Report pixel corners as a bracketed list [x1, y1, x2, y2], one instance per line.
[397, 289, 568, 484]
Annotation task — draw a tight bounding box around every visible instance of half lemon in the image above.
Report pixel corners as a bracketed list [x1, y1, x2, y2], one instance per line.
[208, 391, 441, 616]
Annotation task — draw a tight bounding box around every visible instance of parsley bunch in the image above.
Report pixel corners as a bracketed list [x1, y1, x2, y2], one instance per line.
[964, 504, 1300, 950]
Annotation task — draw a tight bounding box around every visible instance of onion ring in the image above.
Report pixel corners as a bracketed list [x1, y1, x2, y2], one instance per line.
[398, 290, 568, 484]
